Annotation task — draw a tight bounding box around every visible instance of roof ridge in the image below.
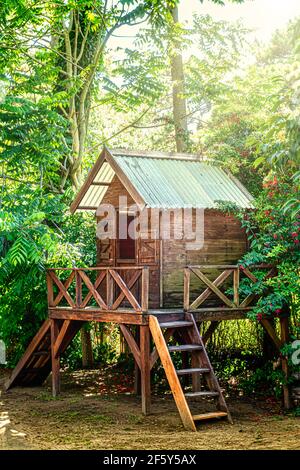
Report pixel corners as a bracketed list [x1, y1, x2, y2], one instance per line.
[109, 147, 208, 162]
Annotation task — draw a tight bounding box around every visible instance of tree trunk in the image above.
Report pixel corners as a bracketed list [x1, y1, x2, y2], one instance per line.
[170, 6, 188, 153]
[80, 328, 94, 368]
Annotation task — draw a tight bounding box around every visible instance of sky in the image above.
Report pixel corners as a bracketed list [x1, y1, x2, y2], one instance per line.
[110, 0, 300, 50]
[180, 0, 300, 43]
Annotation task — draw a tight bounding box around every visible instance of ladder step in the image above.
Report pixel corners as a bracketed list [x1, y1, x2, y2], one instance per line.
[185, 391, 219, 398]
[192, 412, 228, 421]
[176, 367, 210, 375]
[168, 344, 202, 352]
[159, 321, 193, 328]
[32, 350, 49, 356]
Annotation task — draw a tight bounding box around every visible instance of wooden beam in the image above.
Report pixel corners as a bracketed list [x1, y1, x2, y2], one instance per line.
[233, 268, 239, 306]
[51, 319, 60, 397]
[202, 321, 220, 345]
[141, 267, 149, 312]
[106, 270, 114, 309]
[191, 308, 250, 322]
[69, 148, 106, 213]
[261, 319, 282, 351]
[134, 327, 141, 395]
[140, 325, 151, 415]
[75, 271, 82, 307]
[242, 268, 258, 283]
[119, 325, 141, 369]
[49, 309, 147, 325]
[104, 148, 146, 208]
[53, 320, 71, 358]
[280, 317, 292, 410]
[46, 273, 54, 307]
[150, 328, 175, 370]
[183, 268, 190, 311]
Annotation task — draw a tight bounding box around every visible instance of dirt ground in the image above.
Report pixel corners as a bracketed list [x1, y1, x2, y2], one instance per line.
[0, 367, 299, 450]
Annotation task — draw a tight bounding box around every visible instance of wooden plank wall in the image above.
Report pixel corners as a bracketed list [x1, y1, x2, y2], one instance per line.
[162, 210, 248, 307]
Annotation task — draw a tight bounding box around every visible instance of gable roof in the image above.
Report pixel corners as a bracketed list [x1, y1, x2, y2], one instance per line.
[70, 147, 254, 213]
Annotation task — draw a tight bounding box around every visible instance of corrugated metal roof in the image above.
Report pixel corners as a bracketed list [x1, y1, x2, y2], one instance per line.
[71, 148, 254, 212]
[112, 154, 253, 209]
[79, 162, 115, 209]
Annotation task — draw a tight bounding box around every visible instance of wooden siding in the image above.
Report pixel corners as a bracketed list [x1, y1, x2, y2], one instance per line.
[162, 210, 248, 307]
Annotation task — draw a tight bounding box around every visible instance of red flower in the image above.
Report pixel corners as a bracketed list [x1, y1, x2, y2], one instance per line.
[294, 239, 299, 244]
[273, 234, 278, 239]
[275, 309, 281, 314]
[257, 313, 262, 321]
[292, 232, 298, 238]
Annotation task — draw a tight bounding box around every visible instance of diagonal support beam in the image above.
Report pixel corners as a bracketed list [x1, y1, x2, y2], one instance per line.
[53, 320, 71, 358]
[119, 324, 141, 369]
[261, 319, 283, 351]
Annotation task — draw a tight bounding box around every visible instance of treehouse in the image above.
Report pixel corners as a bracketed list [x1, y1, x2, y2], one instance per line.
[70, 147, 253, 309]
[5, 147, 292, 432]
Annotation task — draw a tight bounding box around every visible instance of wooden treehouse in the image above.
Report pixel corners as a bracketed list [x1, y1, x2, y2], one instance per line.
[5, 148, 292, 431]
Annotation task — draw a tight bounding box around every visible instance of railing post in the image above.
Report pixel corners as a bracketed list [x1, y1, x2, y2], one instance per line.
[46, 271, 54, 307]
[141, 267, 149, 312]
[75, 269, 82, 307]
[106, 269, 114, 309]
[184, 268, 190, 311]
[233, 267, 239, 307]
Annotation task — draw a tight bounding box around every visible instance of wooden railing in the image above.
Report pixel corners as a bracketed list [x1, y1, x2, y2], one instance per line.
[184, 264, 276, 311]
[47, 267, 149, 313]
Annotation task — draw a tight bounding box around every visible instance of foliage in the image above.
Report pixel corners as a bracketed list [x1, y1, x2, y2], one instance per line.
[235, 175, 300, 325]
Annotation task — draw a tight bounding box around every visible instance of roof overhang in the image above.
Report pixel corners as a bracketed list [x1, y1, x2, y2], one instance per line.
[69, 147, 146, 213]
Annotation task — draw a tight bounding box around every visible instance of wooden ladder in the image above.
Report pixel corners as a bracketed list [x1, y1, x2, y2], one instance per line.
[149, 312, 232, 431]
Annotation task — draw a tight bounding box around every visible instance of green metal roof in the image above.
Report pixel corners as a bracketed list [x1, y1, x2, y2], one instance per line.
[113, 153, 254, 209]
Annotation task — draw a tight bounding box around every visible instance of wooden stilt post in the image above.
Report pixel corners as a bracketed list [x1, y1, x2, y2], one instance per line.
[140, 325, 151, 415]
[134, 326, 141, 395]
[51, 319, 60, 397]
[280, 316, 292, 410]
